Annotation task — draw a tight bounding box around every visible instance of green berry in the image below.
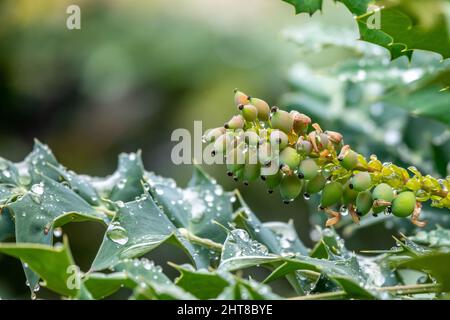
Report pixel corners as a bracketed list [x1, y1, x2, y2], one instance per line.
[270, 130, 288, 150]
[204, 127, 225, 143]
[263, 170, 282, 192]
[226, 147, 244, 174]
[341, 150, 358, 170]
[234, 90, 249, 107]
[280, 147, 300, 170]
[249, 97, 270, 121]
[240, 104, 258, 122]
[356, 190, 373, 216]
[392, 191, 416, 218]
[305, 173, 326, 195]
[342, 181, 358, 204]
[298, 159, 319, 180]
[350, 172, 372, 192]
[244, 131, 260, 146]
[225, 115, 245, 130]
[320, 181, 343, 208]
[213, 134, 233, 154]
[271, 109, 294, 134]
[372, 183, 394, 213]
[296, 138, 312, 155]
[258, 141, 273, 165]
[243, 163, 261, 185]
[280, 174, 303, 203]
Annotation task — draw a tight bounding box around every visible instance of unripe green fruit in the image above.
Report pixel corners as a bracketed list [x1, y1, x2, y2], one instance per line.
[341, 150, 358, 170]
[234, 90, 249, 107]
[356, 190, 373, 216]
[271, 109, 294, 134]
[233, 167, 244, 182]
[244, 131, 260, 146]
[270, 130, 288, 150]
[392, 191, 416, 218]
[342, 181, 358, 204]
[263, 170, 282, 192]
[350, 172, 372, 192]
[258, 141, 273, 165]
[213, 134, 233, 154]
[305, 173, 326, 195]
[225, 115, 245, 130]
[204, 127, 225, 143]
[320, 181, 343, 208]
[280, 174, 303, 202]
[249, 97, 270, 121]
[226, 147, 244, 174]
[298, 159, 319, 180]
[280, 147, 300, 170]
[296, 139, 312, 155]
[372, 183, 394, 213]
[291, 111, 311, 134]
[240, 104, 258, 122]
[243, 163, 260, 185]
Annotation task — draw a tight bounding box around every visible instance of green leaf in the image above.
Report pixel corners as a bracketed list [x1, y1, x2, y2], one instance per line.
[7, 174, 106, 290]
[282, 0, 450, 59]
[397, 252, 450, 292]
[169, 263, 229, 299]
[219, 229, 280, 272]
[234, 191, 309, 256]
[109, 152, 146, 202]
[149, 165, 233, 244]
[282, 0, 323, 15]
[0, 237, 83, 297]
[87, 258, 195, 300]
[91, 192, 208, 271]
[0, 207, 15, 241]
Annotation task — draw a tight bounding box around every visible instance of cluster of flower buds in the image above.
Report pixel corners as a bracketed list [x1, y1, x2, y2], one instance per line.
[203, 90, 450, 227]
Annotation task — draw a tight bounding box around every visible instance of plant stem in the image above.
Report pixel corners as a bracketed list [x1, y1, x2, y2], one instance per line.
[288, 283, 442, 300]
[178, 228, 223, 252]
[289, 291, 347, 300]
[376, 283, 442, 295]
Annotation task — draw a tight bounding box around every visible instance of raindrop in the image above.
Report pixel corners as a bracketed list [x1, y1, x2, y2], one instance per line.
[116, 201, 125, 208]
[106, 222, 129, 245]
[117, 179, 127, 189]
[31, 183, 44, 195]
[53, 227, 63, 238]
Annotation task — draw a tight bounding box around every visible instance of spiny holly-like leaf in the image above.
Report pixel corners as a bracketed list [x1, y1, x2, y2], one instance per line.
[397, 252, 450, 292]
[219, 229, 279, 272]
[0, 237, 83, 297]
[148, 165, 233, 244]
[91, 191, 208, 271]
[7, 174, 107, 290]
[234, 191, 309, 256]
[282, 0, 323, 15]
[86, 258, 196, 300]
[109, 152, 146, 202]
[282, 0, 450, 60]
[169, 263, 230, 299]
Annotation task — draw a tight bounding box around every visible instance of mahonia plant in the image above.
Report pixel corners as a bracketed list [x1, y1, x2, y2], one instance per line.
[203, 90, 450, 228]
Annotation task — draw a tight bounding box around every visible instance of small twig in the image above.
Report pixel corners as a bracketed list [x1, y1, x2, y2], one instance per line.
[288, 283, 442, 300]
[178, 228, 223, 252]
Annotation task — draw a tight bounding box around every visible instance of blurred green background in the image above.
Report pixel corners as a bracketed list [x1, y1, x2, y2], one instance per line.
[0, 0, 449, 299]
